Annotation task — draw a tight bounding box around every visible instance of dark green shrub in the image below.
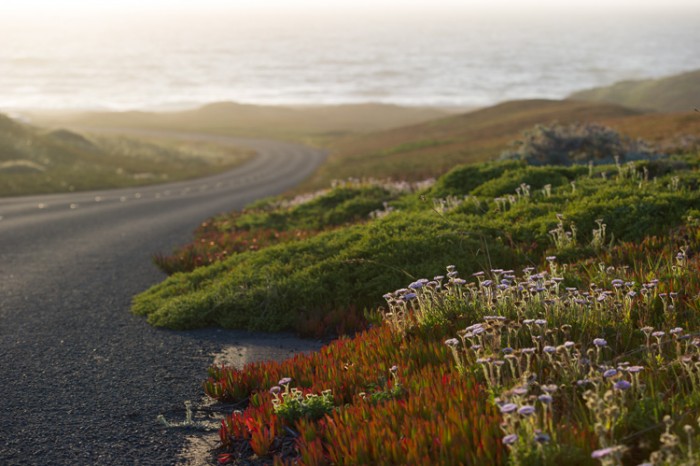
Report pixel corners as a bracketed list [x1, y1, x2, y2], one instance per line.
[500, 122, 661, 165]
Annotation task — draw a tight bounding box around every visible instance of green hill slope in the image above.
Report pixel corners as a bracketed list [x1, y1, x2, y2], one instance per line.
[0, 114, 251, 196]
[302, 99, 644, 189]
[568, 69, 700, 112]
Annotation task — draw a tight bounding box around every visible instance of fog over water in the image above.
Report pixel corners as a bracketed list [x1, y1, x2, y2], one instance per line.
[1, 8, 699, 111]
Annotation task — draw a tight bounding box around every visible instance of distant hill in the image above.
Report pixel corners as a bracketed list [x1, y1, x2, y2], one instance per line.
[301, 99, 646, 188]
[29, 103, 451, 141]
[568, 69, 700, 112]
[0, 114, 251, 196]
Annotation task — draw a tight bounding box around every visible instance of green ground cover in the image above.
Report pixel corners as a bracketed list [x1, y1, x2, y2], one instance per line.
[134, 154, 700, 338]
[132, 116, 700, 464]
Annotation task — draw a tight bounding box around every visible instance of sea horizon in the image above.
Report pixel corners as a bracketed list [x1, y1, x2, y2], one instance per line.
[2, 7, 700, 113]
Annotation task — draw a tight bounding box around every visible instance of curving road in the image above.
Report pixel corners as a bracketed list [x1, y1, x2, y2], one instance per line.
[0, 132, 326, 465]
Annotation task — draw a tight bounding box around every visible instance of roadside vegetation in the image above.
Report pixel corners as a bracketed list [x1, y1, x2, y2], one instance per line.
[133, 116, 700, 464]
[0, 113, 252, 196]
[134, 130, 699, 335]
[160, 133, 700, 465]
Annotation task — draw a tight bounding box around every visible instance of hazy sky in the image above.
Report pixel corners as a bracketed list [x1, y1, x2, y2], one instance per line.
[3, 0, 699, 14]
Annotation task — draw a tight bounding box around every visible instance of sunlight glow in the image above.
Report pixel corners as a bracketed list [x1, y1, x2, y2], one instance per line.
[2, 0, 699, 14]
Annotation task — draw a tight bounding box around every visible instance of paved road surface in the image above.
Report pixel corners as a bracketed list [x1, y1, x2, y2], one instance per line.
[0, 132, 326, 465]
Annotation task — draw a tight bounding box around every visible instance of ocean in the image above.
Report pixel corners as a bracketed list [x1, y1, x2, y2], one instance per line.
[1, 8, 699, 111]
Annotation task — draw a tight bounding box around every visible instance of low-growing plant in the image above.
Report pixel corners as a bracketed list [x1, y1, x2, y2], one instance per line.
[135, 158, 699, 336]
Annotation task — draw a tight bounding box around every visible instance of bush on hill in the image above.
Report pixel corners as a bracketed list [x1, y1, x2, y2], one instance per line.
[500, 123, 661, 166]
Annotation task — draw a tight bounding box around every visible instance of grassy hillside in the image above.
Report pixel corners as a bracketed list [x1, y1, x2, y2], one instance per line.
[300, 99, 644, 189]
[300, 99, 700, 190]
[569, 68, 700, 112]
[0, 114, 252, 196]
[28, 103, 450, 143]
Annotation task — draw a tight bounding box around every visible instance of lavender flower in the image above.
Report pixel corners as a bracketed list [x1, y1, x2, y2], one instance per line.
[502, 434, 518, 445]
[499, 403, 518, 414]
[518, 405, 536, 416]
[445, 338, 460, 347]
[614, 380, 631, 391]
[593, 338, 607, 347]
[591, 446, 619, 459]
[278, 377, 293, 386]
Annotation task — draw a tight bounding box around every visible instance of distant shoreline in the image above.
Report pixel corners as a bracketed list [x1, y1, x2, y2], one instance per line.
[6, 101, 476, 121]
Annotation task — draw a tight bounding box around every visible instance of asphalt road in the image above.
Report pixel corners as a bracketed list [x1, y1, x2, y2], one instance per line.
[0, 133, 326, 465]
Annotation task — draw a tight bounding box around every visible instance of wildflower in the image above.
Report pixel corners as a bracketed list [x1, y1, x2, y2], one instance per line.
[535, 319, 547, 326]
[278, 377, 293, 386]
[593, 338, 607, 347]
[512, 387, 529, 396]
[502, 347, 514, 355]
[627, 366, 644, 374]
[614, 380, 631, 391]
[499, 403, 518, 414]
[534, 432, 551, 444]
[546, 256, 557, 262]
[502, 434, 518, 445]
[518, 405, 536, 416]
[651, 331, 665, 338]
[541, 384, 558, 393]
[603, 369, 617, 378]
[404, 292, 417, 300]
[482, 280, 493, 287]
[523, 319, 535, 325]
[591, 446, 619, 460]
[269, 386, 281, 395]
[670, 327, 683, 335]
[453, 278, 466, 285]
[389, 365, 398, 374]
[521, 348, 537, 354]
[564, 341, 576, 349]
[484, 315, 506, 321]
[445, 338, 460, 347]
[446, 265, 456, 273]
[408, 281, 423, 290]
[538, 394, 553, 404]
[543, 346, 556, 354]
